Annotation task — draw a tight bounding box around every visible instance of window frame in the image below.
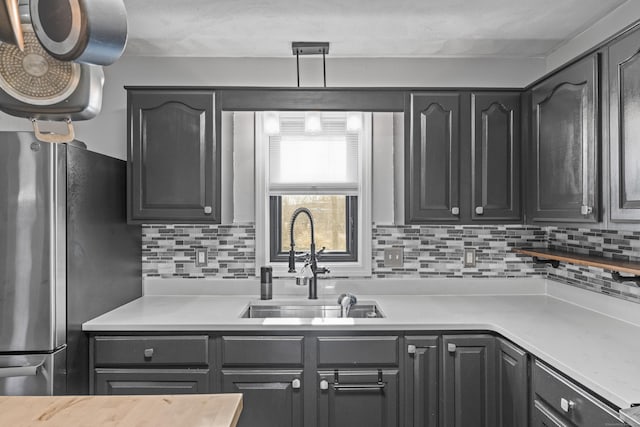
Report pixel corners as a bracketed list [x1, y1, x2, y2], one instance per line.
[269, 195, 359, 263]
[255, 112, 372, 278]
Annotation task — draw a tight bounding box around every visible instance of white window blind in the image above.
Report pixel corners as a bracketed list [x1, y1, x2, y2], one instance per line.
[268, 113, 361, 195]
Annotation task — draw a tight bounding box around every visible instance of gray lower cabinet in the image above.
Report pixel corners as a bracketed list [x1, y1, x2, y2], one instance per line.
[94, 368, 210, 395]
[532, 360, 622, 427]
[91, 335, 211, 395]
[442, 334, 497, 427]
[529, 54, 600, 223]
[496, 337, 528, 427]
[471, 92, 521, 221]
[404, 336, 439, 427]
[222, 369, 304, 427]
[609, 26, 640, 222]
[127, 89, 220, 223]
[317, 369, 400, 427]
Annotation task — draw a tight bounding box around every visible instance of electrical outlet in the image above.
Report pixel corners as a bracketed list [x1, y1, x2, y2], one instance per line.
[464, 248, 476, 267]
[384, 247, 404, 268]
[196, 248, 208, 267]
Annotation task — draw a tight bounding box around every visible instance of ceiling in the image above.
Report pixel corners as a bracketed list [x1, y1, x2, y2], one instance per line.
[124, 0, 628, 58]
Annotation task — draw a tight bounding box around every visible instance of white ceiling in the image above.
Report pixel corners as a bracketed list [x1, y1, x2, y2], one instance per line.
[124, 0, 628, 58]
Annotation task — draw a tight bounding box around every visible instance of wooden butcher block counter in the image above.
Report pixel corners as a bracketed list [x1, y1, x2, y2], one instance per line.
[0, 393, 243, 427]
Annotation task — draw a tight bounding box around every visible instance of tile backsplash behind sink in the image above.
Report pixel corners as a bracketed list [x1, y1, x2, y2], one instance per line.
[142, 224, 640, 304]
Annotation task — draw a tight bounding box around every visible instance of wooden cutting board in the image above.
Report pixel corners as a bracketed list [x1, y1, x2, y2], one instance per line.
[0, 393, 242, 427]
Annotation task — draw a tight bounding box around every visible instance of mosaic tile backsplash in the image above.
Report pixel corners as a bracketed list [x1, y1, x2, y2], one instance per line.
[142, 224, 640, 303]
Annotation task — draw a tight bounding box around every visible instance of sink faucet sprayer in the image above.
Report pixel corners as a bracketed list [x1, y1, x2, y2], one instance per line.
[288, 207, 330, 299]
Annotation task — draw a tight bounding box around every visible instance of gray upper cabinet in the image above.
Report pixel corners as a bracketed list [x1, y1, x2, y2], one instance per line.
[471, 93, 521, 221]
[407, 93, 461, 223]
[609, 27, 640, 222]
[529, 54, 600, 223]
[127, 89, 220, 223]
[442, 335, 496, 427]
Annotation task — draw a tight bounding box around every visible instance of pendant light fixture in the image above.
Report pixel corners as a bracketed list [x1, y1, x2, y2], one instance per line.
[292, 41, 330, 88]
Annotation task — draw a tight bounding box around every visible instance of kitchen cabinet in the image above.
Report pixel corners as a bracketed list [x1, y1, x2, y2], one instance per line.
[442, 334, 497, 427]
[91, 335, 211, 395]
[404, 336, 439, 427]
[532, 360, 622, 427]
[221, 370, 303, 427]
[406, 91, 522, 224]
[529, 54, 600, 223]
[220, 336, 305, 427]
[317, 369, 400, 427]
[406, 93, 462, 223]
[127, 89, 220, 223]
[471, 93, 521, 221]
[609, 27, 640, 223]
[496, 337, 528, 427]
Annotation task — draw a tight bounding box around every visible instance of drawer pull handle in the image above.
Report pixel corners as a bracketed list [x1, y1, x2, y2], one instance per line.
[143, 348, 154, 359]
[204, 206, 212, 214]
[475, 206, 484, 215]
[451, 207, 460, 216]
[407, 344, 416, 354]
[292, 379, 301, 389]
[333, 383, 385, 391]
[560, 398, 575, 412]
[580, 205, 593, 216]
[447, 343, 456, 353]
[320, 379, 329, 390]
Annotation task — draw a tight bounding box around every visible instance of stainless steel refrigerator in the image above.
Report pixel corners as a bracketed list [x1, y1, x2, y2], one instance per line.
[0, 132, 141, 395]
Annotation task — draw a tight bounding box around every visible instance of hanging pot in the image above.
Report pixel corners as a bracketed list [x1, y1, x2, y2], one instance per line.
[28, 0, 127, 66]
[0, 0, 23, 49]
[0, 25, 104, 142]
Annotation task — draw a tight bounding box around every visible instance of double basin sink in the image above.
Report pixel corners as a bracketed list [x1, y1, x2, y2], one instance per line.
[241, 302, 385, 319]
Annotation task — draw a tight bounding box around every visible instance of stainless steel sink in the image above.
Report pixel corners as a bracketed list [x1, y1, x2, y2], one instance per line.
[240, 302, 385, 319]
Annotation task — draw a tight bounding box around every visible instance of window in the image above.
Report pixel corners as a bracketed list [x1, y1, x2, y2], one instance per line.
[255, 112, 372, 277]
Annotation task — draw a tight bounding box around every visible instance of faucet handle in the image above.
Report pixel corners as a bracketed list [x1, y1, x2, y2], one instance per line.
[295, 251, 310, 262]
[316, 266, 330, 275]
[338, 293, 357, 305]
[316, 247, 327, 259]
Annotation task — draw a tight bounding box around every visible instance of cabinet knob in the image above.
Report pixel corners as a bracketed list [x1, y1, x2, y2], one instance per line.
[319, 380, 329, 390]
[451, 207, 460, 216]
[292, 378, 301, 389]
[580, 205, 593, 216]
[143, 348, 154, 358]
[204, 206, 212, 215]
[447, 343, 456, 353]
[407, 344, 416, 354]
[560, 398, 575, 412]
[475, 206, 484, 215]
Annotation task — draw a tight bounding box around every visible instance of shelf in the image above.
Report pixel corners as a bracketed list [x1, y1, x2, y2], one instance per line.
[512, 247, 640, 285]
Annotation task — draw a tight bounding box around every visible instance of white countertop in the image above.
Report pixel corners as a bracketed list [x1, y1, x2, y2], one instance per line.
[83, 278, 640, 411]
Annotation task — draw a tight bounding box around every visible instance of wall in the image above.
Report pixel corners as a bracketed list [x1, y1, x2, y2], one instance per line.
[546, 0, 640, 72]
[0, 56, 545, 161]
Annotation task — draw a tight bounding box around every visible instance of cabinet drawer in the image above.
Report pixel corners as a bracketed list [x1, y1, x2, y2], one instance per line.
[532, 360, 621, 427]
[221, 336, 304, 366]
[94, 336, 208, 366]
[317, 336, 399, 366]
[94, 368, 210, 395]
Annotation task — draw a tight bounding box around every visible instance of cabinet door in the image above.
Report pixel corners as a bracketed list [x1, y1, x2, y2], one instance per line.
[442, 335, 496, 427]
[317, 370, 399, 427]
[405, 336, 439, 427]
[496, 338, 528, 427]
[530, 55, 599, 223]
[610, 28, 640, 222]
[94, 368, 209, 395]
[407, 93, 461, 223]
[128, 90, 219, 223]
[222, 370, 303, 427]
[471, 93, 521, 221]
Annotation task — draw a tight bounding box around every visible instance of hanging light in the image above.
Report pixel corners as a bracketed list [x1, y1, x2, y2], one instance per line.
[263, 111, 280, 135]
[305, 112, 322, 133]
[346, 112, 362, 132]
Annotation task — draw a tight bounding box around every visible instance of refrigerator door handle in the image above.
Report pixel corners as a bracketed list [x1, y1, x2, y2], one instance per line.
[0, 361, 44, 378]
